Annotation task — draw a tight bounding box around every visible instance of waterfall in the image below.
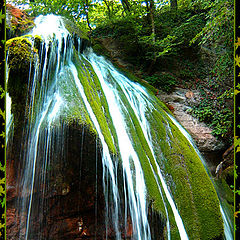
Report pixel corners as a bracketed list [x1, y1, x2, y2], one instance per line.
[6, 15, 233, 240]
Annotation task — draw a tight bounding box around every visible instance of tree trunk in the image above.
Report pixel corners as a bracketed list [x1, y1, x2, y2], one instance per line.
[84, 0, 92, 31]
[147, 0, 156, 74]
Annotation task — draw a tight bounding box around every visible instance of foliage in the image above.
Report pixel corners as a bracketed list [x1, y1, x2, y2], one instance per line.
[191, 0, 234, 86]
[170, 14, 205, 46]
[6, 4, 35, 37]
[139, 34, 178, 60]
[177, 0, 234, 144]
[144, 73, 176, 93]
[12, 0, 91, 30]
[10, 0, 233, 146]
[91, 5, 207, 69]
[188, 88, 233, 141]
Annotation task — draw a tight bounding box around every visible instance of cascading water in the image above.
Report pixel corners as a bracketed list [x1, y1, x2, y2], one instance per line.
[6, 15, 233, 240]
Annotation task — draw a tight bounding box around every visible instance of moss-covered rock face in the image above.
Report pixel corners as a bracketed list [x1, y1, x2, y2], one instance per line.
[148, 112, 224, 239]
[92, 42, 111, 58]
[6, 36, 39, 132]
[63, 17, 90, 53]
[7, 37, 35, 72]
[102, 71, 224, 239]
[62, 17, 89, 41]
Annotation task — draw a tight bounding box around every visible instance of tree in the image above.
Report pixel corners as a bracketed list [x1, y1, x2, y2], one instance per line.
[146, 0, 156, 73]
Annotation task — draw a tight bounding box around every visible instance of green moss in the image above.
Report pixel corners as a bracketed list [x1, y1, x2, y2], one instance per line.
[63, 17, 89, 41]
[6, 36, 39, 131]
[86, 66, 223, 239]
[57, 66, 96, 134]
[121, 68, 158, 94]
[92, 42, 111, 58]
[32, 35, 42, 51]
[71, 50, 117, 154]
[147, 106, 224, 239]
[6, 36, 35, 71]
[102, 74, 173, 230]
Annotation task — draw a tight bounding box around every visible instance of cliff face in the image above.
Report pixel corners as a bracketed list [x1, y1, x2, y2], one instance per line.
[6, 15, 225, 240]
[7, 122, 106, 239]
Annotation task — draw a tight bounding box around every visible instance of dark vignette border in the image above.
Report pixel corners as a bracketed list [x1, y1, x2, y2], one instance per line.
[235, 0, 240, 239]
[0, 1, 237, 240]
[0, 0, 6, 239]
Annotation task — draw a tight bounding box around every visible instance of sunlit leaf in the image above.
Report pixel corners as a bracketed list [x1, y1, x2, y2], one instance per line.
[235, 55, 240, 67]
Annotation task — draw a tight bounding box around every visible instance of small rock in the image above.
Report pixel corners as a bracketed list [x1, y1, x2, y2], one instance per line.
[185, 91, 194, 99]
[62, 185, 70, 195]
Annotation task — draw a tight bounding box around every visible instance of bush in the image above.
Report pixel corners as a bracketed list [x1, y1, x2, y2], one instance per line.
[188, 89, 233, 142]
[144, 73, 176, 93]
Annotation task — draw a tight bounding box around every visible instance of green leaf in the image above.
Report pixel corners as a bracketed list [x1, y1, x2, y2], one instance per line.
[0, 11, 5, 25]
[0, 222, 5, 229]
[0, 185, 4, 196]
[0, 162, 4, 172]
[1, 197, 5, 208]
[235, 136, 240, 147]
[235, 89, 240, 95]
[234, 169, 238, 179]
[0, 178, 5, 185]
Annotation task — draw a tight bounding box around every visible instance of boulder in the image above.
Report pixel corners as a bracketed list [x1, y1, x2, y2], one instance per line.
[157, 87, 225, 152]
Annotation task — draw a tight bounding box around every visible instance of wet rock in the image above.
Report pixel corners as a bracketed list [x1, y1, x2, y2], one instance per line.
[92, 37, 134, 70]
[6, 159, 16, 201]
[7, 120, 150, 240]
[215, 144, 234, 178]
[6, 121, 106, 239]
[185, 91, 194, 99]
[6, 208, 22, 240]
